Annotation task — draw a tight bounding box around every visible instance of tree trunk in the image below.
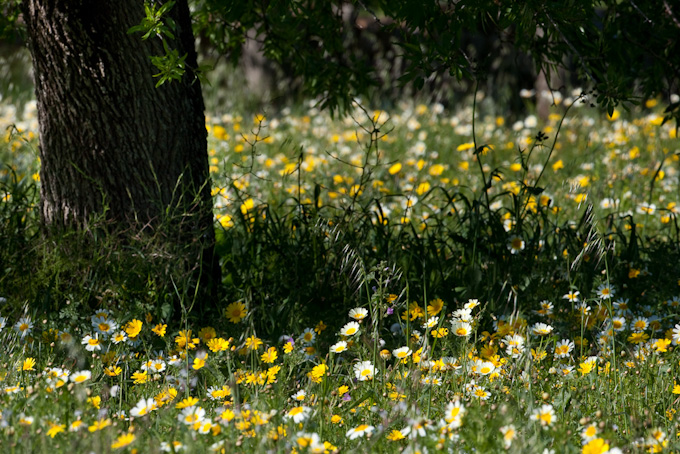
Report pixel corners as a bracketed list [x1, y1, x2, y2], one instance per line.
[23, 0, 219, 309]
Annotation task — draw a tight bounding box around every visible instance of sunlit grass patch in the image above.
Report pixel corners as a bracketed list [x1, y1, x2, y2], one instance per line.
[1, 92, 680, 451]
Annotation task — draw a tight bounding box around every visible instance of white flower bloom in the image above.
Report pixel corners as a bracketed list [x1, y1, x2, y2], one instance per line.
[92, 315, 118, 337]
[422, 316, 439, 329]
[330, 341, 348, 353]
[130, 397, 156, 417]
[70, 370, 92, 384]
[631, 316, 648, 333]
[473, 359, 495, 375]
[284, 405, 312, 423]
[348, 307, 368, 320]
[464, 299, 480, 309]
[81, 334, 102, 352]
[340, 321, 360, 337]
[532, 322, 553, 336]
[443, 400, 465, 428]
[451, 308, 472, 322]
[531, 404, 556, 427]
[611, 316, 626, 332]
[553, 339, 574, 358]
[451, 320, 472, 337]
[500, 425, 517, 447]
[291, 390, 306, 401]
[392, 346, 413, 360]
[178, 406, 206, 425]
[353, 360, 375, 381]
[507, 235, 525, 254]
[672, 324, 680, 345]
[14, 317, 33, 338]
[346, 424, 374, 440]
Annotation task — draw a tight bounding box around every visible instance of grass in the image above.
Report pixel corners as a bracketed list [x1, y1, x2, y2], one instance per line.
[1, 91, 680, 453]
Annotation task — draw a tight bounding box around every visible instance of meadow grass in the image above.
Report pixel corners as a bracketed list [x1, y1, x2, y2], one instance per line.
[0, 91, 680, 453]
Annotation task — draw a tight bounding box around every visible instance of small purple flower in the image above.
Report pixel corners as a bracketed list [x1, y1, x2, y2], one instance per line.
[386, 307, 394, 316]
[342, 393, 351, 401]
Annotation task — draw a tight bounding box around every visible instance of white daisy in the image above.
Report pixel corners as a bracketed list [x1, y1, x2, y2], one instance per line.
[346, 424, 374, 440]
[70, 370, 92, 384]
[353, 360, 375, 381]
[284, 406, 312, 423]
[340, 321, 360, 337]
[178, 406, 206, 425]
[330, 341, 348, 353]
[451, 320, 472, 337]
[130, 397, 156, 417]
[14, 317, 33, 338]
[81, 334, 102, 352]
[553, 339, 574, 358]
[348, 307, 368, 320]
[392, 346, 413, 360]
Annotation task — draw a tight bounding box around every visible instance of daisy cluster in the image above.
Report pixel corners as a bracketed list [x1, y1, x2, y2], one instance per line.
[0, 276, 679, 453]
[199, 94, 680, 246]
[2, 91, 680, 452]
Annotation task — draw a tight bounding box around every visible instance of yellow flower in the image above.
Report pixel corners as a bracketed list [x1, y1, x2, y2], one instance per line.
[152, 324, 167, 337]
[627, 332, 650, 344]
[431, 327, 449, 338]
[387, 429, 406, 441]
[426, 298, 444, 316]
[308, 363, 328, 383]
[124, 319, 143, 338]
[192, 356, 206, 370]
[261, 347, 278, 364]
[111, 433, 136, 449]
[88, 418, 112, 432]
[283, 342, 294, 354]
[582, 437, 610, 454]
[104, 365, 122, 377]
[198, 327, 217, 341]
[87, 396, 101, 409]
[208, 385, 232, 400]
[240, 198, 254, 213]
[69, 419, 84, 432]
[578, 361, 595, 375]
[415, 182, 431, 195]
[47, 422, 66, 438]
[175, 330, 200, 350]
[266, 365, 281, 384]
[154, 387, 178, 408]
[531, 348, 547, 362]
[176, 396, 199, 409]
[653, 338, 671, 353]
[22, 357, 36, 371]
[245, 335, 263, 351]
[207, 337, 230, 352]
[226, 301, 247, 323]
[428, 164, 445, 176]
[131, 370, 148, 384]
[388, 162, 402, 174]
[314, 321, 327, 334]
[401, 302, 424, 321]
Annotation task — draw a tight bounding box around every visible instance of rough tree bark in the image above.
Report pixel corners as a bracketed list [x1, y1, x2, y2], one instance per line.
[23, 0, 219, 307]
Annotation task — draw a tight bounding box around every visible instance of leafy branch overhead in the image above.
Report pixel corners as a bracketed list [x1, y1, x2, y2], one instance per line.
[177, 0, 679, 116]
[127, 0, 177, 40]
[127, 0, 210, 87]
